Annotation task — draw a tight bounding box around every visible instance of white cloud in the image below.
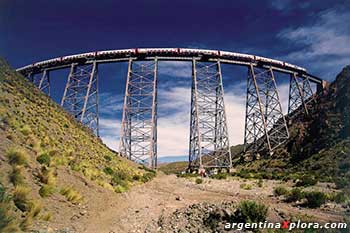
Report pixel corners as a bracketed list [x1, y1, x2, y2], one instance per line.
[278, 6, 350, 79]
[158, 61, 191, 78]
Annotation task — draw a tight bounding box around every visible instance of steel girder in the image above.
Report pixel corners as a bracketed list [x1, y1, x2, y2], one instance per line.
[189, 59, 232, 169]
[288, 73, 316, 117]
[26, 70, 50, 96]
[119, 58, 158, 168]
[244, 65, 289, 156]
[61, 62, 99, 136]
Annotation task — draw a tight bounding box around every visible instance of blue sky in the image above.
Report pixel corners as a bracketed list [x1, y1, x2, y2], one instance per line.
[1, 0, 349, 159]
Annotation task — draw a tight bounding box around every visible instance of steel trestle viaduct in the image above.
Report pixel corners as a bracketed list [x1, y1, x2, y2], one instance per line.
[16, 48, 328, 169]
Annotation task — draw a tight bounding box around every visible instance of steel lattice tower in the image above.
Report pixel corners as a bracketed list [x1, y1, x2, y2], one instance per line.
[27, 70, 50, 96]
[244, 65, 289, 156]
[119, 58, 158, 168]
[189, 59, 231, 169]
[61, 62, 99, 136]
[288, 73, 316, 117]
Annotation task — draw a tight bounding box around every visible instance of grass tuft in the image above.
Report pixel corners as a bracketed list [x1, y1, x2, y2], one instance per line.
[6, 148, 28, 166]
[60, 186, 83, 204]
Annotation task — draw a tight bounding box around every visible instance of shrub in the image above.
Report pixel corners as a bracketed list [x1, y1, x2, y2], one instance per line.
[296, 175, 317, 187]
[38, 167, 56, 185]
[9, 166, 24, 186]
[304, 191, 327, 208]
[6, 148, 28, 166]
[20, 125, 31, 136]
[333, 192, 349, 204]
[141, 172, 156, 183]
[211, 173, 228, 180]
[60, 186, 83, 204]
[0, 184, 20, 232]
[13, 186, 31, 211]
[36, 153, 50, 166]
[240, 183, 252, 190]
[273, 186, 289, 196]
[286, 188, 304, 202]
[41, 212, 53, 221]
[114, 185, 128, 193]
[235, 200, 268, 223]
[111, 170, 129, 187]
[195, 178, 203, 184]
[257, 179, 263, 188]
[39, 185, 55, 197]
[334, 178, 349, 189]
[103, 167, 114, 175]
[132, 174, 141, 181]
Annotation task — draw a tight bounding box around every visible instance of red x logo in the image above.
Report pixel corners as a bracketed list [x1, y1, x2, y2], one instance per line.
[282, 220, 289, 229]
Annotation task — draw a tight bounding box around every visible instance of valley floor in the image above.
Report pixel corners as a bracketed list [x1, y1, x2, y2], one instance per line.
[34, 173, 346, 233]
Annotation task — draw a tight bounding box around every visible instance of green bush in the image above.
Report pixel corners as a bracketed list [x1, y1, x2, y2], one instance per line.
[103, 167, 114, 175]
[334, 177, 349, 189]
[195, 178, 203, 184]
[36, 153, 51, 166]
[235, 200, 268, 223]
[273, 186, 289, 196]
[304, 191, 327, 208]
[141, 172, 156, 183]
[0, 183, 20, 232]
[6, 148, 28, 166]
[9, 166, 24, 186]
[13, 186, 31, 212]
[240, 183, 252, 190]
[39, 185, 55, 197]
[296, 175, 317, 187]
[211, 173, 228, 180]
[333, 192, 348, 204]
[111, 170, 130, 187]
[286, 188, 304, 202]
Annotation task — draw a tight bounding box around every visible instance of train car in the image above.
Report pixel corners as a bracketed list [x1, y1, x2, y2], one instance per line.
[284, 62, 307, 72]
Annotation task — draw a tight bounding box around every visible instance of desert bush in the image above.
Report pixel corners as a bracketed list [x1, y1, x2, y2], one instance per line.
[235, 200, 268, 223]
[39, 185, 55, 197]
[132, 174, 142, 181]
[286, 188, 304, 202]
[40, 212, 53, 221]
[103, 167, 114, 175]
[60, 186, 83, 204]
[211, 173, 228, 180]
[304, 191, 327, 208]
[296, 175, 318, 187]
[334, 177, 349, 189]
[13, 186, 31, 211]
[36, 152, 50, 166]
[114, 185, 128, 193]
[195, 178, 203, 184]
[38, 166, 56, 186]
[257, 179, 263, 187]
[0, 184, 20, 232]
[141, 172, 156, 183]
[6, 148, 28, 166]
[333, 192, 348, 204]
[240, 183, 252, 190]
[19, 125, 31, 136]
[273, 186, 289, 196]
[9, 165, 24, 186]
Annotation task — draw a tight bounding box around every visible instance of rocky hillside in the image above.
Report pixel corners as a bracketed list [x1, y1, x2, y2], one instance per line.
[235, 66, 350, 186]
[0, 58, 155, 232]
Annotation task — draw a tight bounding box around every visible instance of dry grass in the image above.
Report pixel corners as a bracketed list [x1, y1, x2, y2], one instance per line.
[60, 186, 83, 204]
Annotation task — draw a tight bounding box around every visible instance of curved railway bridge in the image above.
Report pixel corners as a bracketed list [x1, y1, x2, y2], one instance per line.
[16, 48, 328, 169]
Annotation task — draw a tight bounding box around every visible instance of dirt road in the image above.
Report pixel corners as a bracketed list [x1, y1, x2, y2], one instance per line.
[70, 174, 344, 233]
